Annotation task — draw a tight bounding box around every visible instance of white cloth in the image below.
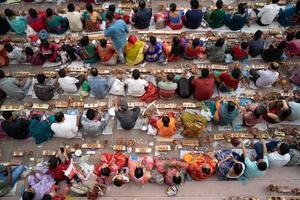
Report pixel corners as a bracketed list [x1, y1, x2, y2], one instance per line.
[109, 79, 125, 96]
[255, 70, 279, 88]
[7, 47, 26, 63]
[51, 114, 78, 138]
[257, 4, 280, 25]
[58, 76, 79, 93]
[288, 102, 300, 121]
[268, 151, 291, 167]
[66, 11, 83, 32]
[124, 78, 148, 97]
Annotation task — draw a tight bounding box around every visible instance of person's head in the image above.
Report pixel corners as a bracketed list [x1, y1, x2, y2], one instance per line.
[113, 177, 123, 187]
[86, 3, 93, 13]
[4, 43, 13, 52]
[270, 62, 279, 70]
[201, 68, 209, 78]
[172, 36, 180, 47]
[238, 3, 246, 14]
[192, 38, 200, 48]
[108, 4, 116, 13]
[296, 31, 300, 39]
[46, 8, 53, 17]
[231, 68, 241, 79]
[149, 36, 157, 46]
[58, 68, 66, 78]
[128, 35, 138, 44]
[167, 72, 175, 81]
[22, 190, 35, 200]
[286, 32, 295, 41]
[54, 111, 64, 123]
[170, 37, 182, 55]
[215, 38, 225, 47]
[101, 167, 111, 177]
[31, 114, 41, 121]
[257, 159, 268, 171]
[139, 0, 146, 9]
[202, 166, 211, 175]
[241, 42, 249, 50]
[120, 99, 128, 111]
[134, 167, 144, 179]
[279, 143, 290, 155]
[4, 9, 13, 18]
[48, 156, 61, 169]
[86, 108, 96, 120]
[253, 105, 266, 119]
[277, 41, 287, 51]
[67, 3, 75, 12]
[100, 39, 107, 48]
[162, 115, 170, 127]
[0, 70, 5, 79]
[28, 8, 38, 18]
[233, 162, 243, 175]
[25, 47, 34, 56]
[2, 111, 13, 120]
[37, 73, 46, 84]
[254, 30, 263, 40]
[41, 39, 49, 48]
[170, 3, 177, 12]
[227, 101, 236, 113]
[272, 0, 280, 4]
[90, 67, 98, 77]
[80, 36, 90, 46]
[190, 0, 199, 9]
[216, 0, 223, 9]
[106, 11, 115, 23]
[132, 69, 140, 80]
[280, 108, 292, 121]
[172, 175, 182, 185]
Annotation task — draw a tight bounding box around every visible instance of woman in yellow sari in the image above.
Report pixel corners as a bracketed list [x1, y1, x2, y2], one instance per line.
[124, 35, 145, 66]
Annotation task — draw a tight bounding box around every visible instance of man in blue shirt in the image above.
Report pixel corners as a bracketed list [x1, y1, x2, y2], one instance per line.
[104, 12, 128, 64]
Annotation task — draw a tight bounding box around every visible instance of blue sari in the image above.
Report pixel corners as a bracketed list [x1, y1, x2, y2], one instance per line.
[278, 5, 296, 27]
[29, 116, 55, 144]
[145, 43, 163, 62]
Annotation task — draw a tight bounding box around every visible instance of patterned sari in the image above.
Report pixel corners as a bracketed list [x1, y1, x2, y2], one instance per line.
[128, 154, 154, 185]
[125, 39, 145, 66]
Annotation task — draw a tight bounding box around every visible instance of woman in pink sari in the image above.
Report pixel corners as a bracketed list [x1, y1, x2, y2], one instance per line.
[128, 154, 154, 185]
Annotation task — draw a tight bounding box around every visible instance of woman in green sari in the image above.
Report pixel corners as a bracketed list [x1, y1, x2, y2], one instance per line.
[124, 35, 145, 66]
[45, 8, 68, 34]
[29, 114, 55, 145]
[4, 9, 27, 35]
[79, 36, 99, 63]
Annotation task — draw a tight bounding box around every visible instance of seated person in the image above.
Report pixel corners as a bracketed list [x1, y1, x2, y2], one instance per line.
[115, 99, 140, 130]
[50, 111, 79, 138]
[4, 9, 27, 35]
[83, 3, 101, 32]
[88, 68, 115, 99]
[27, 8, 46, 33]
[181, 110, 208, 138]
[156, 115, 176, 137]
[249, 62, 279, 88]
[34, 73, 57, 101]
[124, 35, 145, 66]
[79, 36, 99, 63]
[24, 47, 45, 65]
[22, 167, 55, 200]
[206, 38, 227, 62]
[97, 39, 117, 66]
[287, 101, 300, 121]
[66, 3, 83, 32]
[132, 0, 152, 29]
[215, 149, 245, 180]
[104, 4, 130, 23]
[278, 1, 300, 26]
[262, 100, 291, 123]
[224, 3, 248, 31]
[206, 0, 225, 29]
[183, 38, 206, 60]
[155, 158, 188, 186]
[262, 41, 287, 62]
[0, 164, 25, 197]
[211, 100, 239, 126]
[242, 103, 266, 127]
[167, 3, 184, 30]
[1, 111, 30, 139]
[58, 69, 82, 93]
[112, 169, 130, 187]
[248, 30, 266, 57]
[286, 31, 300, 57]
[256, 0, 280, 26]
[45, 8, 68, 34]
[109, 75, 126, 96]
[125, 69, 148, 97]
[0, 69, 31, 100]
[128, 154, 154, 184]
[231, 42, 249, 61]
[29, 114, 55, 145]
[48, 149, 70, 181]
[81, 108, 110, 136]
[4, 43, 26, 63]
[158, 72, 178, 98]
[215, 68, 241, 92]
[192, 68, 215, 100]
[60, 44, 79, 64]
[183, 152, 217, 180]
[163, 37, 184, 62]
[184, 0, 202, 29]
[40, 40, 60, 62]
[241, 139, 269, 178]
[286, 142, 300, 166]
[144, 36, 163, 62]
[0, 14, 10, 36]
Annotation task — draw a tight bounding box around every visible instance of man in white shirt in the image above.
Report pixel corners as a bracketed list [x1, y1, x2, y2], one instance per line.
[256, 0, 280, 26]
[268, 142, 291, 167]
[250, 62, 279, 88]
[51, 111, 80, 138]
[66, 3, 83, 32]
[124, 69, 148, 97]
[58, 69, 81, 93]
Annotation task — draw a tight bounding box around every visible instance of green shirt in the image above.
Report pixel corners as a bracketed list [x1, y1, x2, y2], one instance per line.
[244, 155, 269, 177]
[209, 9, 225, 29]
[0, 180, 12, 197]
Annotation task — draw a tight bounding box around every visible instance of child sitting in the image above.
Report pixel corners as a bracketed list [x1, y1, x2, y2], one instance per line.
[25, 47, 45, 65]
[4, 43, 26, 63]
[183, 38, 206, 60]
[231, 42, 249, 61]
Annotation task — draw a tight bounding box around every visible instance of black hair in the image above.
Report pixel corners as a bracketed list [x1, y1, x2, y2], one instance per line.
[192, 38, 200, 48]
[4, 43, 13, 52]
[201, 68, 209, 78]
[215, 38, 225, 47]
[167, 72, 175, 81]
[216, 0, 223, 9]
[22, 191, 35, 200]
[272, 0, 279, 4]
[277, 41, 287, 51]
[170, 36, 183, 56]
[132, 69, 140, 80]
[149, 36, 157, 46]
[25, 47, 34, 56]
[0, 70, 5, 79]
[280, 108, 292, 121]
[29, 8, 38, 18]
[279, 143, 290, 155]
[162, 116, 170, 127]
[202, 166, 211, 175]
[254, 30, 263, 40]
[100, 39, 107, 48]
[41, 39, 49, 48]
[253, 105, 266, 119]
[139, 0, 146, 9]
[48, 156, 61, 169]
[238, 3, 246, 14]
[135, 167, 144, 178]
[170, 3, 177, 12]
[106, 11, 114, 21]
[86, 108, 96, 120]
[46, 8, 53, 17]
[227, 101, 236, 113]
[296, 0, 300, 14]
[2, 111, 13, 120]
[172, 175, 182, 185]
[296, 31, 300, 39]
[31, 114, 41, 121]
[190, 0, 199, 9]
[58, 69, 66, 78]
[37, 73, 46, 84]
[108, 4, 116, 13]
[286, 32, 295, 42]
[101, 167, 111, 177]
[42, 194, 52, 200]
[257, 161, 268, 171]
[241, 42, 249, 50]
[231, 68, 241, 79]
[86, 3, 93, 13]
[90, 67, 98, 77]
[113, 177, 123, 187]
[61, 44, 77, 61]
[80, 36, 89, 46]
[4, 9, 13, 18]
[233, 162, 243, 174]
[54, 111, 64, 122]
[67, 3, 75, 12]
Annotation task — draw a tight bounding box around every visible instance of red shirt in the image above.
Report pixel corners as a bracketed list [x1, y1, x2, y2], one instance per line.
[185, 45, 205, 58]
[192, 76, 215, 100]
[231, 44, 248, 60]
[220, 72, 239, 89]
[49, 160, 70, 181]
